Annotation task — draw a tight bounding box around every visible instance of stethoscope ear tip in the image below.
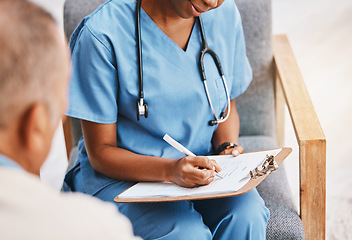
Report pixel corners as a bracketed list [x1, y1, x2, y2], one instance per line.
[208, 112, 227, 126]
[209, 120, 218, 126]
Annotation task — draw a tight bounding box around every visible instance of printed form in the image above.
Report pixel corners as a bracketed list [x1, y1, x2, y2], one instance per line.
[119, 149, 282, 199]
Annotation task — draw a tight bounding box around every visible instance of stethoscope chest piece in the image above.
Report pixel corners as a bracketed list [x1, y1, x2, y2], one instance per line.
[136, 98, 148, 121]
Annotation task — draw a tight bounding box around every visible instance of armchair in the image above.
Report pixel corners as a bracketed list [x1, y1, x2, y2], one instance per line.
[273, 35, 326, 240]
[62, 0, 326, 239]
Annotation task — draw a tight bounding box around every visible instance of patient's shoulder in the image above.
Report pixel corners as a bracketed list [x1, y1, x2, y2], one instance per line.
[0, 167, 140, 240]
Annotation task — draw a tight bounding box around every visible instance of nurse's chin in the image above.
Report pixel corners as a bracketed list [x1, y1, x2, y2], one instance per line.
[188, 2, 203, 17]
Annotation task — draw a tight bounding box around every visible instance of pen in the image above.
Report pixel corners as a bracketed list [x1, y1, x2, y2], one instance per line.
[163, 134, 196, 157]
[163, 134, 223, 179]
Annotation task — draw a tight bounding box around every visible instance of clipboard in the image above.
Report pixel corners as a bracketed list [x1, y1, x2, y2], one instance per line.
[115, 147, 292, 203]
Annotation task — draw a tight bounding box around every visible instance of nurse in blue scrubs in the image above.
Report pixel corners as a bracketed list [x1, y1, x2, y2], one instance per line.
[64, 0, 270, 239]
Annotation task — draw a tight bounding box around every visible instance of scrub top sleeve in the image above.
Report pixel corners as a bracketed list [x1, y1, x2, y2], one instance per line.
[230, 21, 253, 100]
[67, 26, 118, 124]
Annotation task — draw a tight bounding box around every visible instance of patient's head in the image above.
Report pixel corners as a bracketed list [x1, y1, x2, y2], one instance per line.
[0, 0, 70, 174]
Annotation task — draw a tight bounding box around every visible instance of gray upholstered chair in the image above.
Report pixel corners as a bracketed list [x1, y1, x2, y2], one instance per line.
[63, 0, 326, 239]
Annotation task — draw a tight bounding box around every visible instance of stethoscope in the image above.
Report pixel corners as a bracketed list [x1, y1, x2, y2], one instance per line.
[135, 0, 231, 126]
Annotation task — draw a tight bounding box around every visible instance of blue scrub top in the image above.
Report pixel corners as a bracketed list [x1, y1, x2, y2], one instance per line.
[0, 154, 23, 171]
[66, 0, 252, 195]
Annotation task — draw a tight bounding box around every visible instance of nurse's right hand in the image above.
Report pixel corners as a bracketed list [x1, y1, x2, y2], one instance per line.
[168, 156, 221, 188]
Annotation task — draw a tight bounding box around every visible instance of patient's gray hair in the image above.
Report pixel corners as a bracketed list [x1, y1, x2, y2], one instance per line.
[0, 0, 66, 127]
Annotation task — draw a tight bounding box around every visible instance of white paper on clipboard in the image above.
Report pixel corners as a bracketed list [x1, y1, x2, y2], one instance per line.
[119, 149, 282, 199]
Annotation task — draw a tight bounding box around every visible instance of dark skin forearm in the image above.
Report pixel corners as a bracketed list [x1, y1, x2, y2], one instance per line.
[81, 120, 221, 188]
[81, 99, 242, 188]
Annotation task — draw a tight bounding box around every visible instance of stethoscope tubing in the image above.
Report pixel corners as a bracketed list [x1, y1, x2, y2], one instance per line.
[135, 0, 230, 125]
[136, 0, 143, 100]
[136, 0, 148, 120]
[197, 17, 231, 125]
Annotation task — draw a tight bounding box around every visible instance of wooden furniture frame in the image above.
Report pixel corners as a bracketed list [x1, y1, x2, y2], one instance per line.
[63, 34, 326, 240]
[63, 116, 73, 159]
[274, 35, 326, 240]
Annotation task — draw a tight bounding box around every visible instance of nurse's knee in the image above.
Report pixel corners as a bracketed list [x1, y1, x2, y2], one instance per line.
[120, 201, 213, 240]
[236, 199, 270, 227]
[171, 218, 212, 240]
[212, 191, 269, 236]
[230, 193, 270, 235]
[140, 218, 212, 240]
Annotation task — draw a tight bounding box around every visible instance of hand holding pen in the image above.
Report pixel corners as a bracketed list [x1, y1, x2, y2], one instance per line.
[163, 134, 222, 188]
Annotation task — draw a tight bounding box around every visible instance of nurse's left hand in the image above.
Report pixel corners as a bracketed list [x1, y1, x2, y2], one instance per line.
[219, 145, 243, 157]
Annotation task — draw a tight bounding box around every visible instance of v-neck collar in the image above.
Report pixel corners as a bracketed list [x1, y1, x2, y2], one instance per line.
[140, 7, 199, 55]
[138, 8, 203, 75]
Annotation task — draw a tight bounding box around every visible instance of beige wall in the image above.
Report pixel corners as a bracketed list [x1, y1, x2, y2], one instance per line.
[29, 0, 68, 190]
[273, 0, 352, 238]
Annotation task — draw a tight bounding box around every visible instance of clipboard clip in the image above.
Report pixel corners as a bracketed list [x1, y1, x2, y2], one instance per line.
[249, 155, 279, 179]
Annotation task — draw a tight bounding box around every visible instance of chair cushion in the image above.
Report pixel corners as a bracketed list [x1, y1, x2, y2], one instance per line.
[240, 136, 305, 239]
[64, 0, 105, 39]
[67, 145, 79, 172]
[235, 0, 276, 138]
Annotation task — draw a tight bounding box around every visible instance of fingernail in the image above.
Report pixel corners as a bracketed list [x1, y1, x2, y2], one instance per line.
[233, 150, 239, 156]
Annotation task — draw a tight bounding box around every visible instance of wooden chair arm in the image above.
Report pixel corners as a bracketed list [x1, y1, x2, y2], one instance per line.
[273, 34, 326, 240]
[62, 116, 73, 159]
